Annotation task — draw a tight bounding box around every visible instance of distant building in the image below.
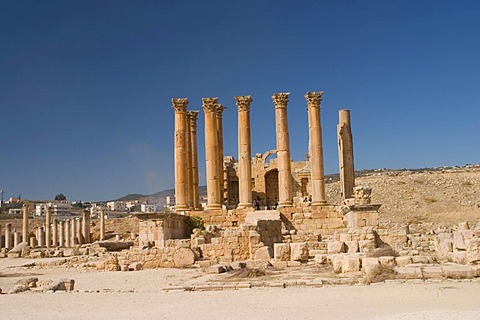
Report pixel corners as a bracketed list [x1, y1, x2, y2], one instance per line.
[90, 203, 108, 217]
[141, 203, 159, 213]
[106, 201, 127, 212]
[35, 202, 72, 216]
[8, 208, 22, 215]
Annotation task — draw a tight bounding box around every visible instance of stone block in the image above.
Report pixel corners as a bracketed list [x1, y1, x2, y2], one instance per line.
[345, 241, 359, 253]
[466, 238, 480, 264]
[314, 254, 328, 265]
[173, 247, 195, 268]
[206, 264, 228, 274]
[254, 246, 272, 261]
[453, 250, 468, 264]
[421, 266, 443, 279]
[379, 256, 396, 267]
[342, 256, 361, 273]
[442, 264, 477, 279]
[332, 255, 343, 273]
[395, 256, 413, 267]
[128, 262, 143, 271]
[290, 242, 309, 262]
[327, 241, 346, 254]
[287, 261, 302, 267]
[362, 257, 380, 274]
[274, 243, 291, 261]
[339, 233, 352, 242]
[412, 255, 434, 264]
[358, 240, 376, 253]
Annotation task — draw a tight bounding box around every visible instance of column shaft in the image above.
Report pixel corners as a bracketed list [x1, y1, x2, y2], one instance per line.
[76, 218, 82, 245]
[216, 105, 226, 206]
[22, 204, 29, 243]
[45, 205, 51, 248]
[59, 220, 65, 247]
[202, 97, 222, 210]
[82, 210, 90, 243]
[305, 91, 327, 205]
[100, 210, 105, 241]
[272, 93, 293, 207]
[188, 111, 202, 210]
[235, 96, 253, 208]
[52, 219, 58, 247]
[5, 223, 11, 249]
[172, 98, 189, 211]
[37, 227, 44, 248]
[186, 112, 194, 210]
[64, 219, 70, 247]
[338, 109, 355, 199]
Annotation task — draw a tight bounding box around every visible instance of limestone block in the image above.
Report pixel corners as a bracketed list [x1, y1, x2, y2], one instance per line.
[378, 256, 396, 267]
[394, 267, 423, 279]
[412, 255, 435, 264]
[327, 241, 346, 254]
[332, 255, 343, 273]
[274, 243, 291, 261]
[254, 246, 272, 261]
[395, 256, 413, 267]
[358, 240, 376, 253]
[458, 221, 470, 230]
[362, 257, 380, 274]
[442, 264, 477, 279]
[339, 233, 352, 242]
[466, 238, 480, 264]
[290, 243, 309, 262]
[173, 248, 195, 268]
[314, 254, 328, 265]
[453, 251, 468, 264]
[344, 241, 359, 253]
[342, 256, 361, 273]
[128, 262, 143, 271]
[207, 264, 228, 274]
[435, 233, 453, 261]
[421, 266, 443, 279]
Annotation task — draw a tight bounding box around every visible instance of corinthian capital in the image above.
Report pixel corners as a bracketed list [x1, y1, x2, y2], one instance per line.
[215, 104, 227, 118]
[272, 92, 290, 108]
[235, 95, 253, 112]
[187, 110, 199, 126]
[202, 97, 219, 113]
[172, 98, 188, 113]
[305, 91, 324, 107]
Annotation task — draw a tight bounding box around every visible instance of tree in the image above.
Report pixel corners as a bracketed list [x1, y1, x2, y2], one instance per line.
[54, 193, 66, 201]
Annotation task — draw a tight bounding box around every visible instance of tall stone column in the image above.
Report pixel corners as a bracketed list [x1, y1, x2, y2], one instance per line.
[76, 218, 82, 245]
[235, 95, 254, 208]
[305, 91, 327, 206]
[215, 104, 226, 206]
[52, 218, 58, 247]
[64, 219, 70, 247]
[202, 97, 222, 210]
[82, 210, 90, 244]
[172, 98, 189, 211]
[187, 111, 202, 210]
[272, 93, 293, 208]
[99, 210, 105, 241]
[71, 218, 78, 245]
[37, 227, 44, 248]
[0, 225, 2, 249]
[5, 223, 11, 249]
[22, 204, 29, 243]
[59, 220, 65, 247]
[45, 205, 51, 248]
[338, 109, 355, 200]
[185, 112, 194, 210]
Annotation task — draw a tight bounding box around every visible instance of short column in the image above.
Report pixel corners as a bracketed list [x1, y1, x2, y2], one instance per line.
[22, 204, 29, 244]
[52, 219, 58, 247]
[82, 210, 91, 243]
[29, 236, 37, 248]
[100, 210, 106, 241]
[172, 98, 189, 211]
[305, 91, 327, 205]
[235, 95, 254, 208]
[5, 223, 12, 249]
[202, 97, 222, 210]
[37, 227, 45, 248]
[272, 93, 293, 207]
[13, 231, 19, 247]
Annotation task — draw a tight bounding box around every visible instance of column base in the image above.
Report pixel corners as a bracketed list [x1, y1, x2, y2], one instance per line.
[311, 200, 328, 207]
[206, 204, 222, 210]
[237, 203, 253, 209]
[277, 201, 293, 208]
[175, 205, 189, 212]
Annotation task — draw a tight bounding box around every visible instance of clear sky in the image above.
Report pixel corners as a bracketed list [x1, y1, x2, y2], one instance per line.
[1, 0, 479, 202]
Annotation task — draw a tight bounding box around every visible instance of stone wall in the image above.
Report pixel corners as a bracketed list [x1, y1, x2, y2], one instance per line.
[138, 213, 189, 248]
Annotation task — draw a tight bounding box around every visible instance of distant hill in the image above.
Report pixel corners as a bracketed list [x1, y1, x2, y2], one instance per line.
[114, 186, 207, 202]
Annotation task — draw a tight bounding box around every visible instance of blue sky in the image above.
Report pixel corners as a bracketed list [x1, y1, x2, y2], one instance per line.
[1, 1, 479, 201]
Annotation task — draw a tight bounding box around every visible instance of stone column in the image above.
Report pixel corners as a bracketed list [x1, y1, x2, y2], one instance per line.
[22, 204, 29, 243]
[172, 98, 189, 211]
[76, 218, 82, 245]
[45, 205, 51, 248]
[338, 109, 355, 200]
[37, 227, 44, 248]
[305, 91, 327, 206]
[185, 111, 194, 210]
[235, 95, 254, 208]
[99, 210, 105, 241]
[5, 223, 11, 249]
[215, 104, 227, 206]
[272, 93, 293, 208]
[13, 231, 19, 247]
[72, 218, 78, 245]
[82, 210, 90, 244]
[187, 111, 202, 210]
[202, 97, 222, 210]
[64, 219, 70, 247]
[52, 219, 58, 247]
[59, 220, 65, 247]
[29, 236, 36, 248]
[0, 225, 2, 249]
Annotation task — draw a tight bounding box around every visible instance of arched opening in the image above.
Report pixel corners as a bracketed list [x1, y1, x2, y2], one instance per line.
[265, 169, 279, 208]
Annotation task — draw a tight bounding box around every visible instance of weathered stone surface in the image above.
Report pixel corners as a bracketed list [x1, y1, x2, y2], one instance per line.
[358, 240, 376, 253]
[332, 255, 343, 273]
[453, 250, 468, 264]
[466, 238, 480, 264]
[342, 255, 361, 273]
[173, 247, 195, 267]
[254, 246, 272, 261]
[327, 241, 346, 254]
[274, 243, 291, 261]
[314, 254, 328, 265]
[362, 257, 380, 274]
[442, 264, 477, 279]
[379, 256, 396, 267]
[9, 284, 29, 294]
[93, 241, 134, 252]
[9, 242, 29, 254]
[290, 242, 309, 262]
[395, 256, 413, 267]
[344, 241, 359, 253]
[207, 264, 228, 274]
[16, 278, 38, 288]
[128, 262, 143, 271]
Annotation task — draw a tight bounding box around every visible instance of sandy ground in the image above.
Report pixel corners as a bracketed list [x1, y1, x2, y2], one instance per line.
[1, 258, 480, 320]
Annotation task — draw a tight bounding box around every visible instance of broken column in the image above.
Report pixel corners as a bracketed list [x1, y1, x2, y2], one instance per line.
[305, 91, 327, 206]
[235, 95, 254, 209]
[22, 204, 29, 243]
[272, 92, 293, 208]
[45, 205, 51, 248]
[338, 109, 355, 200]
[5, 223, 12, 249]
[187, 111, 202, 210]
[82, 210, 90, 243]
[202, 97, 222, 210]
[216, 104, 227, 206]
[99, 210, 106, 241]
[172, 98, 189, 212]
[52, 218, 58, 247]
[13, 231, 19, 247]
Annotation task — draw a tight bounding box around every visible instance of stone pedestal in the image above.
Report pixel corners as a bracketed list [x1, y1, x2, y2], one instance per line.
[272, 93, 293, 208]
[338, 109, 355, 200]
[305, 92, 327, 206]
[235, 95, 253, 208]
[172, 98, 189, 211]
[45, 206, 51, 248]
[203, 97, 222, 210]
[22, 204, 29, 244]
[187, 111, 202, 210]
